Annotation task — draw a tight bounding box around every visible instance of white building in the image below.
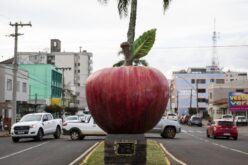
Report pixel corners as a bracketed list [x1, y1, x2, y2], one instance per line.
[17, 39, 93, 109]
[0, 64, 29, 121]
[172, 67, 225, 116]
[225, 70, 247, 83]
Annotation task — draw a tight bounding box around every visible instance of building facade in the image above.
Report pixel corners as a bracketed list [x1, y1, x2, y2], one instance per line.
[208, 80, 248, 119]
[171, 67, 225, 116]
[0, 64, 29, 124]
[225, 70, 247, 83]
[19, 64, 62, 108]
[17, 39, 93, 109]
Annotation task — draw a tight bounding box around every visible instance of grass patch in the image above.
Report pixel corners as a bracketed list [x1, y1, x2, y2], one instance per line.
[81, 140, 169, 165]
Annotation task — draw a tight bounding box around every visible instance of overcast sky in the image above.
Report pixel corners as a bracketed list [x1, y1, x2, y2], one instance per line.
[0, 0, 248, 78]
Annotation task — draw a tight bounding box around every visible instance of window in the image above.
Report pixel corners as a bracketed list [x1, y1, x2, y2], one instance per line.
[22, 82, 27, 93]
[197, 79, 206, 84]
[210, 79, 214, 83]
[78, 63, 80, 66]
[17, 81, 20, 92]
[209, 92, 212, 99]
[191, 79, 195, 84]
[236, 89, 244, 92]
[216, 79, 225, 84]
[78, 70, 80, 73]
[7, 79, 12, 91]
[197, 89, 206, 93]
[197, 98, 207, 103]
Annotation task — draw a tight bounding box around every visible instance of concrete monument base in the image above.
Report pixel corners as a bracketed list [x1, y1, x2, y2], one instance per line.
[104, 134, 146, 165]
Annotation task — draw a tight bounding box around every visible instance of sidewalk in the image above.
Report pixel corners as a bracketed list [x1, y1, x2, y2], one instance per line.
[0, 130, 10, 137]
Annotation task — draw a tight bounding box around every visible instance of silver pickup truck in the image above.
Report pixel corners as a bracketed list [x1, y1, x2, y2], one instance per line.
[62, 115, 106, 140]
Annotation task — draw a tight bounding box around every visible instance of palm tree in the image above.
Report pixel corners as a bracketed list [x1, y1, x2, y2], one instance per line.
[98, 0, 172, 66]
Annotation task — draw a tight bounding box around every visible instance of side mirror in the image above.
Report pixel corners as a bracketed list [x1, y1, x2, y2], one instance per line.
[43, 118, 48, 122]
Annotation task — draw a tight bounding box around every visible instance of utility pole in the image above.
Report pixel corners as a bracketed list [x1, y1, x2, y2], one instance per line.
[176, 91, 179, 113]
[56, 67, 71, 116]
[189, 88, 192, 109]
[169, 84, 172, 112]
[9, 22, 32, 126]
[196, 79, 199, 115]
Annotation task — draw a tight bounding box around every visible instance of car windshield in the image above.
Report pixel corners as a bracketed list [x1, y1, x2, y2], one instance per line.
[222, 116, 232, 119]
[168, 114, 176, 116]
[192, 117, 201, 121]
[238, 116, 246, 120]
[20, 114, 42, 122]
[65, 116, 78, 121]
[218, 121, 234, 126]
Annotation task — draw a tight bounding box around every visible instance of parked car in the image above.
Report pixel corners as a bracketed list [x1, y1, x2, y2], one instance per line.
[221, 114, 234, 121]
[188, 116, 202, 127]
[206, 119, 238, 140]
[11, 113, 62, 143]
[63, 115, 106, 140]
[165, 112, 178, 121]
[234, 116, 248, 126]
[149, 116, 181, 139]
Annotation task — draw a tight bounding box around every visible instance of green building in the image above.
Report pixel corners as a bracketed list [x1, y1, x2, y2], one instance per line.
[19, 64, 62, 107]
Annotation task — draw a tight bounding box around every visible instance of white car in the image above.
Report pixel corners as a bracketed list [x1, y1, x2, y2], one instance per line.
[11, 113, 62, 143]
[234, 116, 248, 126]
[166, 112, 178, 121]
[149, 116, 181, 139]
[221, 114, 234, 121]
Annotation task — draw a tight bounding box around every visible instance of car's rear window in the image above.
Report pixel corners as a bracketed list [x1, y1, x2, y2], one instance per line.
[218, 121, 234, 126]
[168, 114, 176, 116]
[238, 116, 246, 120]
[192, 117, 201, 121]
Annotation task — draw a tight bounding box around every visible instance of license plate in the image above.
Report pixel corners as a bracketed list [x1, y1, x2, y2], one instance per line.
[224, 133, 230, 136]
[18, 131, 25, 134]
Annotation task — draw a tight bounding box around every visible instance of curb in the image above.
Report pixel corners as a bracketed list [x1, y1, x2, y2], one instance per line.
[159, 143, 187, 165]
[69, 142, 100, 165]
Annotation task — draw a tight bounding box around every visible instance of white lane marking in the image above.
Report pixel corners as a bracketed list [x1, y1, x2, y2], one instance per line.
[183, 129, 248, 156]
[0, 142, 49, 160]
[69, 142, 99, 165]
[160, 143, 187, 165]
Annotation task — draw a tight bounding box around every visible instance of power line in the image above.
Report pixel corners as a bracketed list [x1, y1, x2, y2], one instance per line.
[154, 44, 248, 50]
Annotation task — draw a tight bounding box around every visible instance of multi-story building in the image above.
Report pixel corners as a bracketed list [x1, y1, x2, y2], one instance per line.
[19, 64, 62, 108]
[225, 70, 247, 83]
[208, 80, 248, 119]
[0, 64, 29, 124]
[17, 39, 93, 109]
[171, 67, 225, 116]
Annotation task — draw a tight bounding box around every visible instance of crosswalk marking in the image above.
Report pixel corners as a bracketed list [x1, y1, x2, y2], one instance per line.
[182, 129, 204, 134]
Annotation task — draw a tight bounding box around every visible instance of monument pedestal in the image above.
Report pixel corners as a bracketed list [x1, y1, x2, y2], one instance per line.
[104, 134, 146, 165]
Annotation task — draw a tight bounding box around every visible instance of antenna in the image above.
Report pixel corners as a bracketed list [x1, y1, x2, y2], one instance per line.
[211, 18, 219, 68]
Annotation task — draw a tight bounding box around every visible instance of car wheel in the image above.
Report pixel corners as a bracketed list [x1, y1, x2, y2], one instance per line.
[54, 127, 61, 139]
[79, 136, 85, 140]
[35, 129, 43, 141]
[163, 127, 176, 139]
[206, 130, 210, 138]
[12, 137, 20, 143]
[70, 130, 80, 140]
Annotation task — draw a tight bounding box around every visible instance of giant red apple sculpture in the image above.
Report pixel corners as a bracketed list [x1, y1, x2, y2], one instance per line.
[86, 65, 169, 134]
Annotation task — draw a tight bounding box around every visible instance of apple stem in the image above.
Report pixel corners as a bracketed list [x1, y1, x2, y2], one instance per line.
[120, 42, 132, 66]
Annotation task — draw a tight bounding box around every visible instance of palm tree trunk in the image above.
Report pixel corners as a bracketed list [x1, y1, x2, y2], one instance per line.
[127, 0, 137, 49]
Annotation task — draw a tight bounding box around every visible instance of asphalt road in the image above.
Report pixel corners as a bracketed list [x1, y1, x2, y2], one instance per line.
[154, 125, 248, 165]
[0, 135, 103, 165]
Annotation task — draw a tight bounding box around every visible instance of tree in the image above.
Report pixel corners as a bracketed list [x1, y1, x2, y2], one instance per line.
[98, 0, 172, 66]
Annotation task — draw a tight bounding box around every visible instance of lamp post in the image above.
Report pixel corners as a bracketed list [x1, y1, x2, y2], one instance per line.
[55, 67, 71, 116]
[175, 75, 198, 115]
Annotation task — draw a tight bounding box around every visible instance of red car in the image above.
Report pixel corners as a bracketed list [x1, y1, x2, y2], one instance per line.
[206, 119, 238, 140]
